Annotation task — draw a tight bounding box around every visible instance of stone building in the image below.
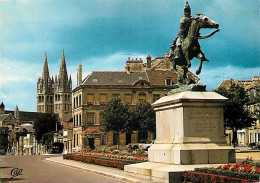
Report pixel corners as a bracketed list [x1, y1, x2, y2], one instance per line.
[0, 102, 45, 155]
[216, 76, 260, 146]
[36, 50, 72, 123]
[72, 54, 199, 151]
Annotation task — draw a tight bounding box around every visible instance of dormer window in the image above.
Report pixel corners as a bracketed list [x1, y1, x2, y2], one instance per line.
[166, 78, 172, 86]
[93, 79, 97, 83]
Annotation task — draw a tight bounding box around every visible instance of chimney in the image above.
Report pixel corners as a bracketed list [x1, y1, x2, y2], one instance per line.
[77, 64, 82, 86]
[146, 54, 151, 70]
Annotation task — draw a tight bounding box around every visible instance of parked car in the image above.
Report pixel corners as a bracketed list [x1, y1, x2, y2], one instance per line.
[248, 142, 260, 149]
[139, 140, 155, 151]
[52, 142, 64, 153]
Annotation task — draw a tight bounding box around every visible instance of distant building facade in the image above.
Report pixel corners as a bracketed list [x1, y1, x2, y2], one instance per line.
[0, 102, 45, 155]
[71, 54, 199, 151]
[216, 76, 260, 146]
[36, 50, 72, 123]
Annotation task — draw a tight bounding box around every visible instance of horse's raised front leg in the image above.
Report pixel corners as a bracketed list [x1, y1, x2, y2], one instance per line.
[196, 60, 203, 75]
[196, 51, 209, 75]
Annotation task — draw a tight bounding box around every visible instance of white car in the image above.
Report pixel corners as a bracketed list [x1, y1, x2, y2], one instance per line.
[139, 140, 155, 151]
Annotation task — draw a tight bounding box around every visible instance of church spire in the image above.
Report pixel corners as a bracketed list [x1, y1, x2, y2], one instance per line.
[58, 49, 68, 81]
[42, 52, 50, 81]
[14, 105, 19, 118]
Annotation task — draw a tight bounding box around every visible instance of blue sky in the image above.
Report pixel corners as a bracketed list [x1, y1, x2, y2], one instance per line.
[0, 0, 259, 111]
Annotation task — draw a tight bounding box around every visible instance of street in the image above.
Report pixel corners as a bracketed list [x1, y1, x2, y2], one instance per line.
[0, 155, 125, 183]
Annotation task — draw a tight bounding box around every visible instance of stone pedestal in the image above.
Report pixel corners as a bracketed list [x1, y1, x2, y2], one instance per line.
[124, 91, 235, 182]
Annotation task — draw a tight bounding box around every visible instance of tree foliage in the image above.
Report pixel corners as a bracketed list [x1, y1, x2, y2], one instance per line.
[42, 131, 54, 149]
[215, 84, 256, 146]
[34, 113, 62, 142]
[128, 101, 156, 134]
[215, 84, 256, 130]
[101, 97, 130, 133]
[102, 98, 156, 143]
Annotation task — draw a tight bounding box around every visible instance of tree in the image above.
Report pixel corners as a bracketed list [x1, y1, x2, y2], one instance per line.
[101, 98, 130, 145]
[128, 101, 156, 141]
[253, 93, 260, 121]
[42, 131, 54, 150]
[34, 113, 62, 142]
[215, 84, 256, 147]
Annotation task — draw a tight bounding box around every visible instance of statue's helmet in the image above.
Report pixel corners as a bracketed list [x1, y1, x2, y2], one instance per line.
[184, 1, 191, 16]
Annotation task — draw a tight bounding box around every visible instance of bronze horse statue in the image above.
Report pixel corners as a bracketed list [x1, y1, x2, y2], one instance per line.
[169, 13, 220, 84]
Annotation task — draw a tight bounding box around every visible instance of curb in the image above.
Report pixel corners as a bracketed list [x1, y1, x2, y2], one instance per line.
[45, 158, 145, 183]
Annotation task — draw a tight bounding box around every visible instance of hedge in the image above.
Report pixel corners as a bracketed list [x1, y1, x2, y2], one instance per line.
[183, 171, 259, 183]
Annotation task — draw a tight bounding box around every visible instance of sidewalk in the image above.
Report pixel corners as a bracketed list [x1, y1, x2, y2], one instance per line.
[236, 152, 260, 161]
[45, 156, 155, 183]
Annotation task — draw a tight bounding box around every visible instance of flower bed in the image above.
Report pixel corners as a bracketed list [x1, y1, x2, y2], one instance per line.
[217, 163, 260, 174]
[183, 171, 259, 183]
[183, 163, 260, 182]
[63, 152, 148, 170]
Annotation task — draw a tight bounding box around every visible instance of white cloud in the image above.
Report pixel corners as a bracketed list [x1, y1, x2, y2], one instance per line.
[0, 57, 41, 111]
[0, 57, 40, 86]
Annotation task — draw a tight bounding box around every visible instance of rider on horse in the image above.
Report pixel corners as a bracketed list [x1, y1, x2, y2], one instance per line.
[171, 1, 193, 61]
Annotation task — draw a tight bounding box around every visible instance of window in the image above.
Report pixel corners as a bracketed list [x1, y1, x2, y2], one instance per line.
[75, 115, 78, 126]
[73, 134, 76, 147]
[79, 114, 82, 126]
[87, 113, 95, 125]
[166, 78, 172, 86]
[113, 133, 119, 145]
[99, 111, 104, 125]
[87, 94, 94, 104]
[153, 94, 160, 103]
[76, 134, 79, 146]
[79, 95, 82, 106]
[125, 94, 132, 104]
[138, 131, 148, 143]
[76, 96, 78, 107]
[139, 93, 146, 101]
[100, 94, 107, 104]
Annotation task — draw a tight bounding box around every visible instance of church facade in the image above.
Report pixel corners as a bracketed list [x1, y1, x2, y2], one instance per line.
[36, 50, 72, 123]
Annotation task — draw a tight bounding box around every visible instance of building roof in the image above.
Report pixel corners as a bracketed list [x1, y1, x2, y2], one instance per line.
[146, 70, 178, 86]
[82, 71, 148, 86]
[0, 114, 9, 121]
[216, 76, 260, 91]
[16, 123, 34, 133]
[4, 110, 46, 123]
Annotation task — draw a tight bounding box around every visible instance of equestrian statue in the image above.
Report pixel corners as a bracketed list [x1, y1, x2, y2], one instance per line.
[168, 1, 220, 84]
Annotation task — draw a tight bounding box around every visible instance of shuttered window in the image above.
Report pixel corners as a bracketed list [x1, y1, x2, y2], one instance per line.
[100, 94, 107, 104]
[139, 93, 146, 101]
[87, 94, 94, 104]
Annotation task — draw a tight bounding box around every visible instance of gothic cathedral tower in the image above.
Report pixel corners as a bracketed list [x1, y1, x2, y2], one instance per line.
[37, 50, 72, 123]
[36, 52, 54, 113]
[54, 49, 72, 122]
